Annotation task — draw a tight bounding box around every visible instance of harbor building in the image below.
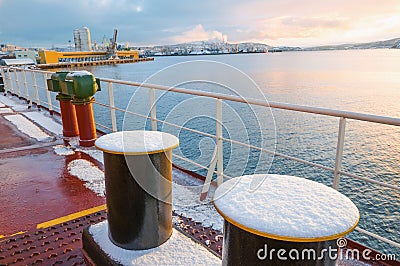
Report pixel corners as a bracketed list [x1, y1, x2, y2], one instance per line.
[14, 50, 38, 63]
[0, 44, 27, 53]
[74, 27, 92, 51]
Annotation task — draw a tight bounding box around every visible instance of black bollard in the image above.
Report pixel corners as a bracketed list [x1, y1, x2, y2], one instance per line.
[95, 130, 179, 250]
[213, 174, 359, 266]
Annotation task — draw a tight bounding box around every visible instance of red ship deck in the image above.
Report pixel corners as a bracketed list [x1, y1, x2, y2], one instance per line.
[0, 115, 105, 237]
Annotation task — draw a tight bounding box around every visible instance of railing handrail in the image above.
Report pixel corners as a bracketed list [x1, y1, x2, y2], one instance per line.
[98, 77, 400, 126]
[3, 66, 399, 126]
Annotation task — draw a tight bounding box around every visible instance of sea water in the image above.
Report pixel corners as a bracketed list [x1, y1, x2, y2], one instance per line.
[46, 49, 399, 255]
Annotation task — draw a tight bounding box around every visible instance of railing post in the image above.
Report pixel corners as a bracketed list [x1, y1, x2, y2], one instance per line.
[44, 73, 53, 115]
[7, 69, 12, 93]
[200, 147, 218, 201]
[0, 68, 7, 95]
[216, 98, 224, 186]
[107, 82, 117, 132]
[149, 88, 157, 131]
[333, 117, 346, 189]
[31, 71, 41, 108]
[22, 69, 31, 108]
[13, 69, 21, 97]
[200, 98, 224, 200]
[7, 68, 14, 94]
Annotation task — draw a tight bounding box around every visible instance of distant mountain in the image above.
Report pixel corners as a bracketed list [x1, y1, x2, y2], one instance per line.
[141, 40, 273, 56]
[135, 37, 400, 56]
[304, 38, 400, 51]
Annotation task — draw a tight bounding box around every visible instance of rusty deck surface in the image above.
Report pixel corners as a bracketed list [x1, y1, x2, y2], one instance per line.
[0, 210, 222, 266]
[0, 209, 106, 266]
[0, 113, 105, 237]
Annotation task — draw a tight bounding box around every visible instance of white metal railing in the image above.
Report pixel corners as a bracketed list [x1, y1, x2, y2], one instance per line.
[96, 77, 400, 194]
[1, 66, 399, 250]
[1, 67, 59, 113]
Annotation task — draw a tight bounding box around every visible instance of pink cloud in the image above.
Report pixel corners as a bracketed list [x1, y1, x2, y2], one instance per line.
[226, 0, 400, 45]
[255, 16, 351, 40]
[169, 24, 228, 44]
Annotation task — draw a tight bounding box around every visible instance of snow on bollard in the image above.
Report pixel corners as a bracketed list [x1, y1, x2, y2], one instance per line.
[94, 130, 179, 250]
[213, 174, 359, 266]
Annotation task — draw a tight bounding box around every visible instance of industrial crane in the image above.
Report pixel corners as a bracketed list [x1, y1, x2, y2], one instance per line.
[107, 29, 119, 59]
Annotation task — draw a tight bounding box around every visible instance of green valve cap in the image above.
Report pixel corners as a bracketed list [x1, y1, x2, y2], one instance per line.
[47, 71, 70, 93]
[65, 71, 101, 102]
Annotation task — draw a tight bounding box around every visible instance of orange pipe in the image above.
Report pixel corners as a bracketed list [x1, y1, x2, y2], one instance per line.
[59, 99, 79, 137]
[75, 103, 97, 147]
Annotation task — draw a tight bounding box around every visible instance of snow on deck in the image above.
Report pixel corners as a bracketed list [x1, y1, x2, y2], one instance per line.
[213, 174, 360, 239]
[0, 95, 63, 140]
[22, 112, 63, 135]
[172, 170, 223, 231]
[76, 147, 104, 164]
[89, 221, 221, 266]
[0, 95, 28, 112]
[68, 159, 105, 197]
[4, 114, 52, 141]
[0, 108, 14, 114]
[53, 144, 75, 156]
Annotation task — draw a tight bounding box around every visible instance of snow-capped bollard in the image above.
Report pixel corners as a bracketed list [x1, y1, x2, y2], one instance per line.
[213, 174, 359, 266]
[95, 130, 179, 250]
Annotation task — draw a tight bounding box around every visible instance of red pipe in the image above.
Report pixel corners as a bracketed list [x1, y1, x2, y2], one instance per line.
[59, 99, 79, 137]
[74, 102, 97, 147]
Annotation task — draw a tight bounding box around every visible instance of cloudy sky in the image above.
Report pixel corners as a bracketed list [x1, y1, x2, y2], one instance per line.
[0, 0, 400, 48]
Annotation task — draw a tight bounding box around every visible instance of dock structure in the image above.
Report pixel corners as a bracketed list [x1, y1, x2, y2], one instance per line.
[37, 49, 154, 69]
[37, 57, 154, 69]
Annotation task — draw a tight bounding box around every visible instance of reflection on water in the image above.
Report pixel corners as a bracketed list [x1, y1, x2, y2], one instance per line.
[57, 49, 399, 254]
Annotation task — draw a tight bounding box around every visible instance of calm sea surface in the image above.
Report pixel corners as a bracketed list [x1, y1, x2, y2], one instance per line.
[60, 49, 399, 254]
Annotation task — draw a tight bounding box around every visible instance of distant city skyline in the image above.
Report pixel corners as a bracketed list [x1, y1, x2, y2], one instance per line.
[0, 0, 400, 48]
